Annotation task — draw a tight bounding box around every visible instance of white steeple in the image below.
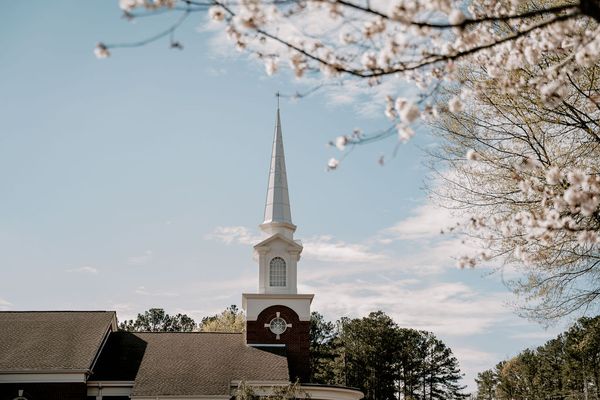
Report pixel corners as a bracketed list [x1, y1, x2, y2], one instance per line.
[242, 102, 312, 351]
[260, 104, 296, 239]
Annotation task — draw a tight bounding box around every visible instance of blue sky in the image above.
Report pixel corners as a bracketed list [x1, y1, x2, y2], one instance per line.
[0, 0, 569, 390]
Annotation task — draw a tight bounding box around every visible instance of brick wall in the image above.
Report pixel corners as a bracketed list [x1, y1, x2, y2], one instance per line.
[246, 305, 310, 382]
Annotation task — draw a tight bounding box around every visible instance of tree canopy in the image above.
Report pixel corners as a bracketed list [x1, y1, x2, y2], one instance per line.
[475, 315, 600, 400]
[199, 304, 246, 332]
[310, 311, 467, 400]
[119, 307, 197, 331]
[429, 30, 600, 321]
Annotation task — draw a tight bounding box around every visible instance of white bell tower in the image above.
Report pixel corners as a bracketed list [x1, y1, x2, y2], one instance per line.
[242, 103, 313, 381]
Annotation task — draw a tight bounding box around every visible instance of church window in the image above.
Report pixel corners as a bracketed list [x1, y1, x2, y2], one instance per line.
[269, 257, 286, 287]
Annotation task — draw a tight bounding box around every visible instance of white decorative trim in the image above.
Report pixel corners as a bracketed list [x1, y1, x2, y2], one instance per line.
[87, 380, 133, 396]
[0, 372, 87, 383]
[89, 326, 113, 373]
[87, 380, 134, 387]
[242, 293, 313, 321]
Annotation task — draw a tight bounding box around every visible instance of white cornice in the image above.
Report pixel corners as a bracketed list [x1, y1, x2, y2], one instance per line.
[254, 233, 303, 251]
[242, 293, 314, 301]
[242, 293, 314, 321]
[0, 372, 87, 383]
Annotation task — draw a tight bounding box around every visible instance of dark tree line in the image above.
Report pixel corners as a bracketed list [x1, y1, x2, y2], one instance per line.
[475, 316, 600, 400]
[310, 311, 467, 400]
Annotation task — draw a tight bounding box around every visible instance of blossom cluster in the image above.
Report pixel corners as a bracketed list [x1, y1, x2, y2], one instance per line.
[102, 1, 600, 166]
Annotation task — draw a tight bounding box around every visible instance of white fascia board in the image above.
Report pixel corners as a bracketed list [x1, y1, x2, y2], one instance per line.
[87, 380, 134, 387]
[0, 372, 87, 383]
[87, 386, 133, 396]
[242, 293, 313, 321]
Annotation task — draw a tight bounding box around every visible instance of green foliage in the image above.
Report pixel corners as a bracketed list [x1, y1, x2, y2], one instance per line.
[234, 379, 306, 400]
[119, 308, 196, 332]
[199, 304, 245, 332]
[309, 311, 467, 400]
[309, 311, 340, 384]
[475, 315, 600, 399]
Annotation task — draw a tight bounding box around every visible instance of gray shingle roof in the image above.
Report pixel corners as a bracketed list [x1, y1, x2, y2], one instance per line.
[0, 311, 115, 372]
[127, 332, 290, 396]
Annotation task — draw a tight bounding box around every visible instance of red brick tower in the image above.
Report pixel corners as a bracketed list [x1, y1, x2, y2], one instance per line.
[242, 105, 313, 382]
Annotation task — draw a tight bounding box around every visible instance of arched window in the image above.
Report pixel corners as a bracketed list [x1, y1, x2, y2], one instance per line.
[269, 257, 286, 287]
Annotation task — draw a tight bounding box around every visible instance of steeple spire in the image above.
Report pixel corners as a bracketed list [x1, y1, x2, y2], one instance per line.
[260, 101, 296, 237]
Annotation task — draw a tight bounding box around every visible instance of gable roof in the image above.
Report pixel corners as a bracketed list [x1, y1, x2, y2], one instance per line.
[0, 311, 116, 372]
[254, 233, 303, 251]
[90, 332, 289, 396]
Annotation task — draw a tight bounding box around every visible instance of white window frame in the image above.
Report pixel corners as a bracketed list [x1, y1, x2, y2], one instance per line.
[269, 257, 287, 287]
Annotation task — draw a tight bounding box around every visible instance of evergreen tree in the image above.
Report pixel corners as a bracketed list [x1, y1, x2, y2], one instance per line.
[475, 369, 498, 400]
[475, 315, 600, 400]
[119, 308, 196, 332]
[310, 311, 467, 400]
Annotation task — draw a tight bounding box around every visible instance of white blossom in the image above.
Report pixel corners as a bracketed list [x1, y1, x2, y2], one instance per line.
[448, 9, 466, 25]
[545, 166, 561, 185]
[209, 6, 226, 22]
[335, 136, 348, 151]
[394, 98, 420, 123]
[567, 169, 585, 186]
[397, 125, 414, 142]
[361, 52, 378, 70]
[448, 96, 463, 113]
[94, 43, 110, 59]
[577, 230, 599, 245]
[540, 79, 568, 106]
[466, 149, 479, 161]
[264, 58, 278, 75]
[327, 157, 340, 170]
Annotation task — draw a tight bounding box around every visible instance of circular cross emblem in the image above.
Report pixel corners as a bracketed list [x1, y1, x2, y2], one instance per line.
[264, 312, 292, 340]
[269, 317, 288, 335]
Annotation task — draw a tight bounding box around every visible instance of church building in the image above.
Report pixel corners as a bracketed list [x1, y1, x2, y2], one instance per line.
[0, 107, 363, 400]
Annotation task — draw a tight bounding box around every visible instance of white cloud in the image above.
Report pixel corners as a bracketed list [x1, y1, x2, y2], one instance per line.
[205, 226, 264, 245]
[451, 347, 500, 391]
[66, 265, 99, 274]
[509, 331, 558, 340]
[0, 297, 11, 311]
[127, 250, 154, 266]
[206, 226, 386, 264]
[380, 203, 459, 241]
[135, 286, 179, 297]
[310, 279, 511, 336]
[303, 235, 387, 263]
